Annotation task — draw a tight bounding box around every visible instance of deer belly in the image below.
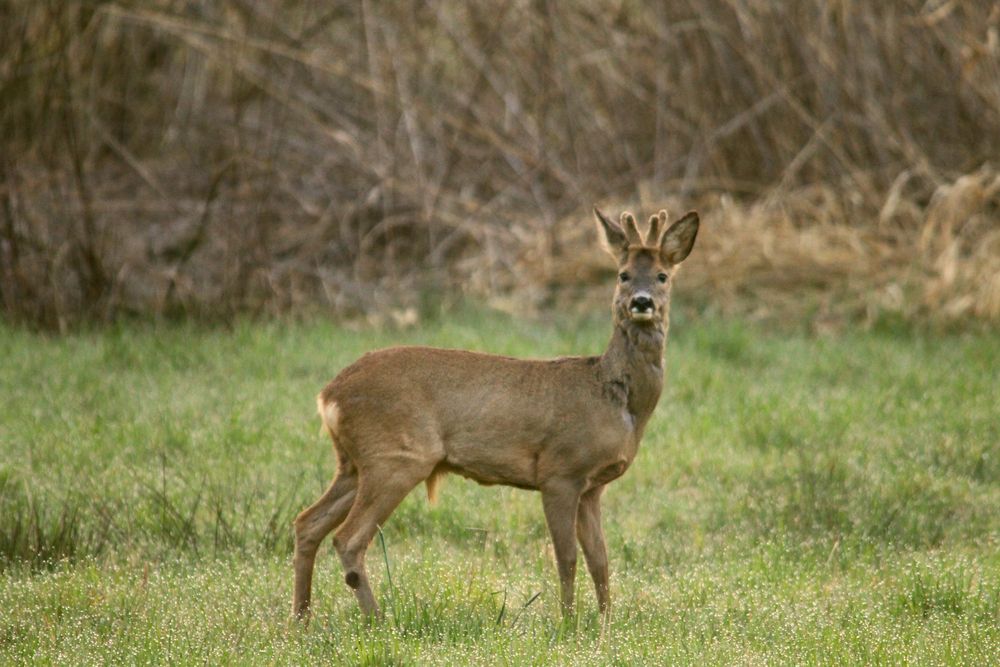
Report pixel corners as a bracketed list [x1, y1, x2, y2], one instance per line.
[441, 440, 541, 490]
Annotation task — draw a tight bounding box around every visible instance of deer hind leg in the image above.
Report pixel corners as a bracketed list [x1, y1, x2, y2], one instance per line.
[576, 485, 610, 615]
[292, 460, 358, 619]
[332, 458, 434, 617]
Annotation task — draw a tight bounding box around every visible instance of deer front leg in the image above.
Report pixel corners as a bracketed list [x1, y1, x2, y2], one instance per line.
[541, 481, 582, 617]
[576, 485, 610, 615]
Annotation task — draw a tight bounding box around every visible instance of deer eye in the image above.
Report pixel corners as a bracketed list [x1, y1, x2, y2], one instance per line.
[657, 272, 669, 283]
[618, 272, 630, 283]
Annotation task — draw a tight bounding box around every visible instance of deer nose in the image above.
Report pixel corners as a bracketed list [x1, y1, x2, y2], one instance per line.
[630, 294, 654, 312]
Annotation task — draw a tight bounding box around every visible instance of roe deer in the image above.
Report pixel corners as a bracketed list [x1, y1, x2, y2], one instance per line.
[292, 207, 699, 620]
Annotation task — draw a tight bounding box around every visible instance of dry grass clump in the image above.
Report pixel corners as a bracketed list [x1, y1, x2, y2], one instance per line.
[683, 165, 1000, 325]
[1, 1, 999, 328]
[538, 167, 1000, 326]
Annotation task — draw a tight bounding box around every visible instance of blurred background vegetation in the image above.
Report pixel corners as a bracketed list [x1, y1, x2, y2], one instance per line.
[2, 0, 999, 330]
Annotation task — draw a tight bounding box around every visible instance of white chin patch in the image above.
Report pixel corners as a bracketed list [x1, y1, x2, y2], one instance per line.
[629, 309, 654, 322]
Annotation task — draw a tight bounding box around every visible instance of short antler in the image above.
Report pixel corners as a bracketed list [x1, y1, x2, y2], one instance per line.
[620, 212, 642, 246]
[646, 209, 668, 246]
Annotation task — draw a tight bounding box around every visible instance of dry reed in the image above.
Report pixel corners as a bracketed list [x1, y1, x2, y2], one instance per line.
[1, 1, 998, 328]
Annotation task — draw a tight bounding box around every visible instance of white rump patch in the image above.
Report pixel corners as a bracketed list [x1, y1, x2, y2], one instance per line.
[317, 395, 341, 437]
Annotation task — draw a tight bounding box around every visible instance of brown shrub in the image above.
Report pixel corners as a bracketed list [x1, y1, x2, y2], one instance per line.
[1, 1, 998, 328]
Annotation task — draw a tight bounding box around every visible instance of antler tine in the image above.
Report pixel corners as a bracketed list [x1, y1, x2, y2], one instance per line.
[645, 212, 659, 245]
[620, 212, 642, 245]
[646, 209, 667, 246]
[644, 209, 669, 246]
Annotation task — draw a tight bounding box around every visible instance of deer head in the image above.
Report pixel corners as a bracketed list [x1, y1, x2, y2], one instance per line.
[594, 207, 699, 327]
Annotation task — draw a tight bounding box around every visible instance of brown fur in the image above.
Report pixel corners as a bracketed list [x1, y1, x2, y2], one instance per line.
[292, 207, 700, 620]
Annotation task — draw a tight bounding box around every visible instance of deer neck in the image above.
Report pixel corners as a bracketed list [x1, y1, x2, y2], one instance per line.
[600, 318, 667, 432]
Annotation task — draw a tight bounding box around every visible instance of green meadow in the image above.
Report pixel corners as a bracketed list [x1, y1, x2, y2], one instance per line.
[1, 311, 998, 665]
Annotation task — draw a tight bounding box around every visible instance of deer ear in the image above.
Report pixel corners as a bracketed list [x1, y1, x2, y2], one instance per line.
[660, 211, 699, 265]
[594, 206, 629, 261]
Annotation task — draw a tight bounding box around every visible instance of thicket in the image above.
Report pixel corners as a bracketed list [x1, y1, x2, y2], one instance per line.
[2, 1, 999, 328]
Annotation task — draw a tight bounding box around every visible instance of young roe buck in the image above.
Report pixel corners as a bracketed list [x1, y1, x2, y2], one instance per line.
[292, 207, 699, 620]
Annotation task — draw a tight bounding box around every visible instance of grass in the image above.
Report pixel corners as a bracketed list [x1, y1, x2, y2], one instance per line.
[1, 308, 998, 664]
